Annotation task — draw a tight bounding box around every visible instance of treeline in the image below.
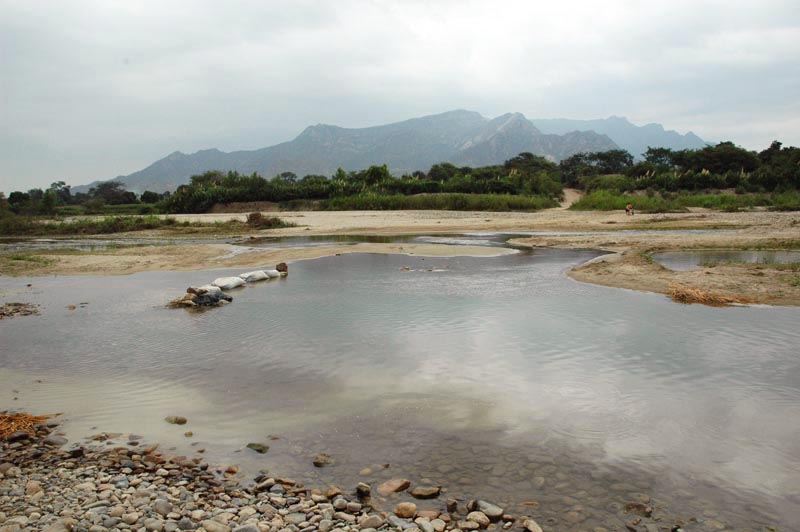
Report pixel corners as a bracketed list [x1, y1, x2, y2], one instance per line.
[3, 181, 170, 216]
[3, 140, 798, 217]
[560, 141, 799, 193]
[163, 152, 563, 213]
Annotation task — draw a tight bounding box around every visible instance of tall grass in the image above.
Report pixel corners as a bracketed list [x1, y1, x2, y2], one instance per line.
[570, 190, 800, 212]
[322, 193, 557, 211]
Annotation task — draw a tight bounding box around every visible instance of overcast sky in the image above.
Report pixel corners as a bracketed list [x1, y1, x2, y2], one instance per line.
[1, 0, 798, 192]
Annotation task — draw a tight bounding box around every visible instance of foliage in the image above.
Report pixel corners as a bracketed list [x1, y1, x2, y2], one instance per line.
[559, 149, 634, 186]
[570, 190, 800, 212]
[322, 193, 557, 211]
[245, 212, 294, 229]
[89, 181, 137, 205]
[160, 155, 563, 213]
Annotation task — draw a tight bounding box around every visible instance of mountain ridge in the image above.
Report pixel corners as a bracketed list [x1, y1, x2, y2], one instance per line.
[75, 110, 705, 194]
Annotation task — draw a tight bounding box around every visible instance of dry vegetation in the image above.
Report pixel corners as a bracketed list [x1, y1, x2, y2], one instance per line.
[668, 283, 755, 306]
[0, 412, 53, 438]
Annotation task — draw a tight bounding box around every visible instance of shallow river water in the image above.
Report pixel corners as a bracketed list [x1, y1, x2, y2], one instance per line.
[2, 244, 799, 531]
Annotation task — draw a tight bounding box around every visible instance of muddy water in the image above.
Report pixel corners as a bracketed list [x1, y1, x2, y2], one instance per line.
[2, 248, 799, 530]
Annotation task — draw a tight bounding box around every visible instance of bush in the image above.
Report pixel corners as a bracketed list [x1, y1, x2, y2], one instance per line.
[245, 212, 292, 229]
[322, 193, 557, 211]
[84, 198, 106, 214]
[570, 190, 799, 212]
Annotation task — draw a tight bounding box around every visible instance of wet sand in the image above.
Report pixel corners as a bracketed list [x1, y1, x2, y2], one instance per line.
[2, 208, 799, 305]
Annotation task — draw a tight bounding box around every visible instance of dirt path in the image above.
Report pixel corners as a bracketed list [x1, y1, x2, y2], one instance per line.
[558, 188, 583, 209]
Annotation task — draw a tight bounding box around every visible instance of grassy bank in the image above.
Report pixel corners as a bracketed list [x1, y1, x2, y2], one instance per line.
[570, 190, 800, 212]
[0, 214, 293, 236]
[322, 193, 558, 211]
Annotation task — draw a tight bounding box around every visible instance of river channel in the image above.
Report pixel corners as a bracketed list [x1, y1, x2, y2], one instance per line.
[1, 241, 798, 531]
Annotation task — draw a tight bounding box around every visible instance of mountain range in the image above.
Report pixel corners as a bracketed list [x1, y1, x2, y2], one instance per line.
[76, 110, 706, 194]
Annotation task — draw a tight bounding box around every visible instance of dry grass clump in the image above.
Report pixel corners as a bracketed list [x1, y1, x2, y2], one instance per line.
[0, 412, 53, 438]
[668, 283, 755, 307]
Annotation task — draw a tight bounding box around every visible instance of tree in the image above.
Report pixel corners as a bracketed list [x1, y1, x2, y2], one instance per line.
[40, 189, 57, 215]
[279, 171, 298, 183]
[643, 147, 675, 168]
[8, 191, 30, 207]
[504, 152, 557, 174]
[428, 162, 459, 182]
[89, 181, 137, 204]
[49, 181, 71, 204]
[364, 164, 392, 186]
[678, 142, 759, 174]
[140, 191, 162, 204]
[190, 171, 224, 186]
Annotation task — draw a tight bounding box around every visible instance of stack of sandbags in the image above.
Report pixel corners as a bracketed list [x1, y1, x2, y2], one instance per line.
[168, 286, 233, 308]
[168, 263, 289, 309]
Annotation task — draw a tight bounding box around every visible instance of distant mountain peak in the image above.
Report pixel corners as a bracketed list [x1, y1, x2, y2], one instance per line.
[532, 116, 706, 158]
[74, 110, 705, 194]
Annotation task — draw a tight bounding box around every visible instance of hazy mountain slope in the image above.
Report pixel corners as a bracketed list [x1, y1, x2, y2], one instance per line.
[531, 116, 707, 158]
[452, 113, 616, 166]
[76, 110, 706, 194]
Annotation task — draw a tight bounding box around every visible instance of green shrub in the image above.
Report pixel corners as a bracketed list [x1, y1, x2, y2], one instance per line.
[322, 193, 557, 211]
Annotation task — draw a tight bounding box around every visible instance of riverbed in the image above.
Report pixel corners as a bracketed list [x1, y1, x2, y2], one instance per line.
[2, 246, 799, 531]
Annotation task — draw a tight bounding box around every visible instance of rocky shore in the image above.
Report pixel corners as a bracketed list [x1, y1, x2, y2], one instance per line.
[0, 423, 682, 532]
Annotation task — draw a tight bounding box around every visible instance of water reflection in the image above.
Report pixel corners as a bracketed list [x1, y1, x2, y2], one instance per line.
[2, 249, 799, 529]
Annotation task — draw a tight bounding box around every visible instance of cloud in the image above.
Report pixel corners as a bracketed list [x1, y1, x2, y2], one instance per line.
[1, 0, 799, 191]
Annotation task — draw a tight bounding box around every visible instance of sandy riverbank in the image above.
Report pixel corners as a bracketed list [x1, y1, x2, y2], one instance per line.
[2, 209, 799, 305]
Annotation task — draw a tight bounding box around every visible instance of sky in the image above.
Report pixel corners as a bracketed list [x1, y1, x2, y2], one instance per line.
[1, 0, 799, 192]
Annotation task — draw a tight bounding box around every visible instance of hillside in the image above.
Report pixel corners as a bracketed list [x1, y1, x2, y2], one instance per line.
[76, 111, 617, 193]
[76, 111, 707, 194]
[531, 116, 707, 159]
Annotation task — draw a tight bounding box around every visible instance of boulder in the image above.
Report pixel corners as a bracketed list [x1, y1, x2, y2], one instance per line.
[276, 263, 288, 274]
[164, 416, 187, 425]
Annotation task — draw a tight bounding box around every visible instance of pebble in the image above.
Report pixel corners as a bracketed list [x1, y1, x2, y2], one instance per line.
[522, 519, 542, 532]
[233, 525, 260, 532]
[201, 520, 232, 532]
[359, 515, 383, 528]
[378, 478, 411, 496]
[466, 512, 490, 528]
[394, 502, 417, 519]
[313, 454, 333, 467]
[410, 486, 441, 499]
[474, 501, 503, 521]
[0, 420, 755, 532]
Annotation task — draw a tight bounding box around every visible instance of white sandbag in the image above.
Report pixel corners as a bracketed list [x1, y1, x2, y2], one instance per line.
[239, 270, 269, 282]
[212, 276, 246, 290]
[194, 284, 222, 294]
[264, 269, 281, 278]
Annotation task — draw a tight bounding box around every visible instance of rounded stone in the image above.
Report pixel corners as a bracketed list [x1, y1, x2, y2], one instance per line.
[394, 502, 417, 519]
